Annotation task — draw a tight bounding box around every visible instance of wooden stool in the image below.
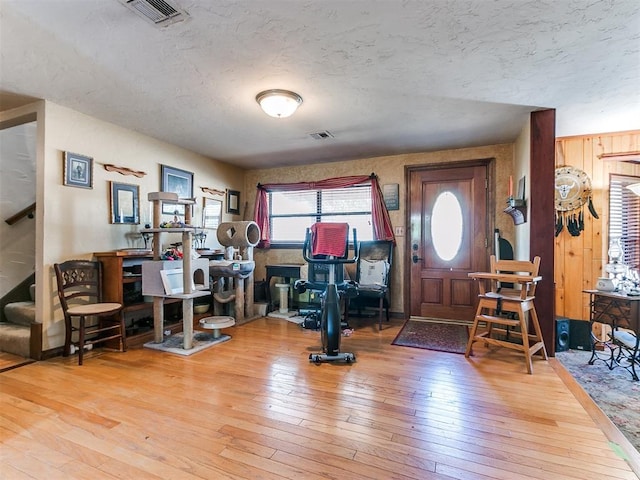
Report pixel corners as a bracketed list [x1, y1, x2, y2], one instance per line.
[465, 256, 548, 374]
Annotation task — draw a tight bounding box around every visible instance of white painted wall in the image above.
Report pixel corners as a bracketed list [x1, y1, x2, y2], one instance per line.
[3, 101, 245, 351]
[514, 117, 532, 261]
[0, 121, 36, 298]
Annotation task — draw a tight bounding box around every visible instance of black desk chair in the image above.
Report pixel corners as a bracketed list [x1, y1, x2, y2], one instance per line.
[348, 240, 393, 330]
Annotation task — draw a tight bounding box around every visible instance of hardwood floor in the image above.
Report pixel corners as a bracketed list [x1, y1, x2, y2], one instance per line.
[1, 317, 639, 480]
[0, 352, 34, 372]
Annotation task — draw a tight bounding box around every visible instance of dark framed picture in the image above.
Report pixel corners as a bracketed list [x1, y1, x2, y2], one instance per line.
[161, 165, 193, 215]
[110, 182, 139, 224]
[227, 189, 240, 215]
[382, 183, 399, 210]
[63, 151, 93, 189]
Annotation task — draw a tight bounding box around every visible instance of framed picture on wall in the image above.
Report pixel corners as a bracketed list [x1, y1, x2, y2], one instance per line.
[63, 151, 93, 189]
[161, 165, 193, 215]
[110, 182, 139, 224]
[382, 183, 399, 210]
[202, 197, 223, 229]
[227, 189, 240, 215]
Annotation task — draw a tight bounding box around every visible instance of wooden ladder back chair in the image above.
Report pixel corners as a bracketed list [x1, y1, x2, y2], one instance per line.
[465, 255, 547, 374]
[54, 260, 127, 365]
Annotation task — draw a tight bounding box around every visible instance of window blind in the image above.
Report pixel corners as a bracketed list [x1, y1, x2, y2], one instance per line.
[269, 185, 372, 243]
[609, 174, 640, 269]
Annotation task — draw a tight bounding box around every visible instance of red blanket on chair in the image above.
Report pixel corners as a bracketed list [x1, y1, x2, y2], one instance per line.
[311, 223, 349, 257]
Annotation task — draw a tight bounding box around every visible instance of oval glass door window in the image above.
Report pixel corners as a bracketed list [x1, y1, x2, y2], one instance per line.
[431, 191, 463, 261]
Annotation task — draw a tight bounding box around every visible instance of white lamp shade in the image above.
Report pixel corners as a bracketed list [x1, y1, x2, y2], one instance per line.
[627, 182, 640, 196]
[256, 89, 302, 118]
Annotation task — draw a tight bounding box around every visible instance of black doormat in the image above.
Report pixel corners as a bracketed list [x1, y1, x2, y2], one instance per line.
[392, 320, 469, 354]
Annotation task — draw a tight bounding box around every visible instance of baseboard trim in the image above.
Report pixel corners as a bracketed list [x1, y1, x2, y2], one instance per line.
[30, 322, 42, 360]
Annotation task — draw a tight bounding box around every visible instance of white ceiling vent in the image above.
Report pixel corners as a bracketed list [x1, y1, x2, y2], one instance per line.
[119, 0, 189, 27]
[309, 131, 334, 140]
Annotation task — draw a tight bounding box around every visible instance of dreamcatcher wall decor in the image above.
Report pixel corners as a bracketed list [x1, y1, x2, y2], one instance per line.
[554, 165, 599, 237]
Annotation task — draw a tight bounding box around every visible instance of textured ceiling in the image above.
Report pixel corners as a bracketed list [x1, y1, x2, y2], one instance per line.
[1, 0, 639, 169]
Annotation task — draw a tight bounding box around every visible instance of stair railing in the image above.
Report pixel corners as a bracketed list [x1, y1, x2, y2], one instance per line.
[5, 202, 36, 225]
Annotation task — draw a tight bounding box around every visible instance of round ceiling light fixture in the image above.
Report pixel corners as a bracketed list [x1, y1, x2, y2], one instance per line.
[256, 89, 303, 118]
[627, 182, 640, 196]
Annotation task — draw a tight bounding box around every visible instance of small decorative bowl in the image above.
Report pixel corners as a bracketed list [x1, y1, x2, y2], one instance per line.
[193, 304, 210, 314]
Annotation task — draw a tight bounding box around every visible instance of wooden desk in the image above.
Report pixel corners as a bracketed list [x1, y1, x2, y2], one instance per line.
[265, 264, 303, 312]
[583, 290, 639, 381]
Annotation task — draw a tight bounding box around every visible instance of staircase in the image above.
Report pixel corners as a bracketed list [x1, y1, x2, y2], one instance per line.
[1, 283, 41, 359]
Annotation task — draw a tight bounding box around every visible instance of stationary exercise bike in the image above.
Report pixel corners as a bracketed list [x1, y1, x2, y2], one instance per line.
[296, 224, 359, 363]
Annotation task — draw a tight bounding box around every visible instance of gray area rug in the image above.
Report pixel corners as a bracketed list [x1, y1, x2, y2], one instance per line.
[556, 349, 639, 452]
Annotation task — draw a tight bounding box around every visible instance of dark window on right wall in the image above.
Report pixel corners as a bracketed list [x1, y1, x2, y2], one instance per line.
[609, 174, 640, 270]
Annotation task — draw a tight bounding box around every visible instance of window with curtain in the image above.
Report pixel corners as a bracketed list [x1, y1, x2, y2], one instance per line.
[254, 174, 394, 248]
[269, 184, 373, 245]
[609, 174, 640, 269]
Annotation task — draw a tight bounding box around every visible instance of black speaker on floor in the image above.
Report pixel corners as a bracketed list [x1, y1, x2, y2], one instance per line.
[570, 319, 592, 350]
[556, 317, 570, 352]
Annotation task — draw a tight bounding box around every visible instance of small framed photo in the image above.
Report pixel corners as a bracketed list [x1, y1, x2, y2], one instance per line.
[227, 189, 240, 215]
[63, 152, 93, 189]
[110, 182, 139, 224]
[161, 165, 193, 215]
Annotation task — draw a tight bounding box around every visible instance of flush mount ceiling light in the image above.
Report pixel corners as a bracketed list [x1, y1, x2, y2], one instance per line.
[627, 183, 640, 196]
[256, 89, 302, 118]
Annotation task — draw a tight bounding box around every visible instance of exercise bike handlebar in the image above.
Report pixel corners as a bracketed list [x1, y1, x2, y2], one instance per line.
[301, 227, 359, 265]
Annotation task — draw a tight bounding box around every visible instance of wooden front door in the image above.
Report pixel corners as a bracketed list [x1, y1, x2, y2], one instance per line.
[408, 163, 490, 321]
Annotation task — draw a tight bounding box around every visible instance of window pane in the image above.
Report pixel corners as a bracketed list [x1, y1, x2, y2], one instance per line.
[321, 186, 371, 213]
[322, 214, 373, 241]
[269, 185, 373, 243]
[431, 191, 463, 261]
[609, 174, 640, 270]
[271, 191, 317, 215]
[271, 217, 314, 242]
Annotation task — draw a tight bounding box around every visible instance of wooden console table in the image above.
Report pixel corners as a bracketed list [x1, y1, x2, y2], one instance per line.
[583, 290, 640, 381]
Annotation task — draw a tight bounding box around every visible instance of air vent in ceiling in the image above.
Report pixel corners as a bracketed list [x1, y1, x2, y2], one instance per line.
[120, 0, 188, 27]
[309, 131, 334, 140]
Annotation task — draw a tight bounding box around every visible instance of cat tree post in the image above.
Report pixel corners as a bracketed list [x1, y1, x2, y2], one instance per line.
[212, 221, 260, 323]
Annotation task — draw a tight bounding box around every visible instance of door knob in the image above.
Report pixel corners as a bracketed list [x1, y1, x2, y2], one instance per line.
[412, 254, 422, 264]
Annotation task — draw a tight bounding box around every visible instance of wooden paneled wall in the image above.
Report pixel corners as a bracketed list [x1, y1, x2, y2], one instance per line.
[554, 130, 640, 321]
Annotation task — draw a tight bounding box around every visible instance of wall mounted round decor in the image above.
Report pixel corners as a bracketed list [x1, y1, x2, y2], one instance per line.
[554, 165, 591, 212]
[554, 165, 599, 237]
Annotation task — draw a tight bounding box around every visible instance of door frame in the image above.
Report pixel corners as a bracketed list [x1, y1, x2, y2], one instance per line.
[404, 158, 496, 320]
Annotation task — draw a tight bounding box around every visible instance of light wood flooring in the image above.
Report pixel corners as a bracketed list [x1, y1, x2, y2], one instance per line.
[1, 317, 639, 480]
[0, 352, 34, 372]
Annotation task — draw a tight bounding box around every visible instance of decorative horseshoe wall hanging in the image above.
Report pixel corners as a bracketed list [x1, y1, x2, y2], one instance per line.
[554, 166, 599, 237]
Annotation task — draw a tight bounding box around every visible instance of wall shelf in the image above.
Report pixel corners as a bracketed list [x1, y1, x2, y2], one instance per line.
[504, 198, 527, 225]
[103, 163, 147, 177]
